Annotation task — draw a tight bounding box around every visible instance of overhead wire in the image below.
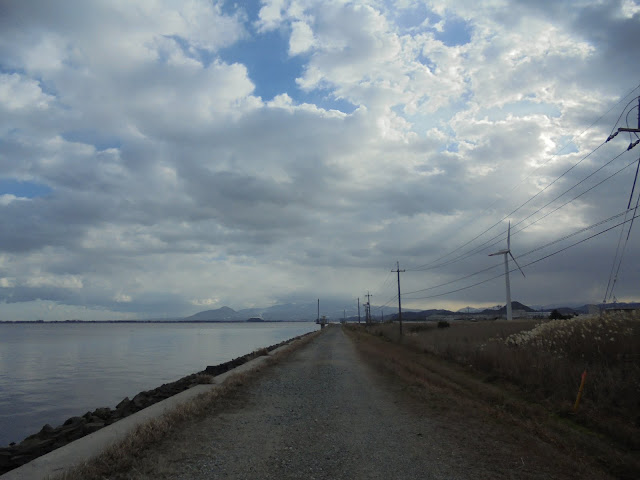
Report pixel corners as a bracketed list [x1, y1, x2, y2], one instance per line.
[604, 158, 640, 302]
[368, 262, 400, 310]
[373, 84, 640, 310]
[496, 151, 640, 251]
[403, 209, 632, 297]
[601, 96, 640, 300]
[410, 147, 636, 271]
[409, 84, 640, 272]
[408, 139, 607, 271]
[602, 215, 626, 302]
[404, 213, 640, 300]
[607, 97, 638, 137]
[377, 294, 399, 310]
[408, 140, 607, 270]
[372, 267, 394, 297]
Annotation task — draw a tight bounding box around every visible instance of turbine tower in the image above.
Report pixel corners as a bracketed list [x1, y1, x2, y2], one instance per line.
[489, 222, 525, 321]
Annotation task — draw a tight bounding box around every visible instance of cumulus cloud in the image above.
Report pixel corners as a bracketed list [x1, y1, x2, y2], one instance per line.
[0, 0, 639, 320]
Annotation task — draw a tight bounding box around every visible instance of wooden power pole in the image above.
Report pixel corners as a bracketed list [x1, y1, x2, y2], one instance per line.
[393, 261, 405, 335]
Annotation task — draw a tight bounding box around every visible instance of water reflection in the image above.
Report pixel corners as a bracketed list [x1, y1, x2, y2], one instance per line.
[0, 322, 317, 446]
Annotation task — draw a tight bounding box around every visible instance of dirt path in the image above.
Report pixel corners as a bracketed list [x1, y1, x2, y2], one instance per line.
[121, 325, 611, 479]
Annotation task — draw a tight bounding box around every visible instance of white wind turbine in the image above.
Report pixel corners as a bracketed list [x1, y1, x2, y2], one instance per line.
[489, 222, 525, 321]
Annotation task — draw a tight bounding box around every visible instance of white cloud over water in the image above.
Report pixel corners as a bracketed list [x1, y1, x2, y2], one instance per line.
[0, 0, 639, 320]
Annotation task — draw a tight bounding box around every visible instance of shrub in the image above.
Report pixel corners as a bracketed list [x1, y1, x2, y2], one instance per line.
[366, 311, 640, 448]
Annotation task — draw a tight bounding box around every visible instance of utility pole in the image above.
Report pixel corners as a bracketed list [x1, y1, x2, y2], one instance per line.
[606, 96, 640, 146]
[365, 291, 372, 324]
[602, 97, 640, 304]
[357, 297, 361, 323]
[392, 261, 405, 335]
[381, 307, 384, 323]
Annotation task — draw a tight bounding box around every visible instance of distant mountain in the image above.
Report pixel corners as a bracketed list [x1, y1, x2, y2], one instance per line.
[183, 300, 638, 323]
[455, 305, 502, 313]
[485, 305, 504, 311]
[481, 301, 535, 315]
[536, 302, 640, 315]
[456, 306, 485, 313]
[184, 300, 361, 322]
[553, 307, 581, 316]
[582, 302, 640, 312]
[385, 309, 454, 321]
[184, 306, 242, 321]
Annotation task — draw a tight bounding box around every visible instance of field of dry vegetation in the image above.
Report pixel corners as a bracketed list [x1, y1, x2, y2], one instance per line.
[346, 310, 640, 479]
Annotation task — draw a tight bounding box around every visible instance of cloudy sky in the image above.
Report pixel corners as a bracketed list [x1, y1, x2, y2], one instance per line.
[1, 0, 639, 320]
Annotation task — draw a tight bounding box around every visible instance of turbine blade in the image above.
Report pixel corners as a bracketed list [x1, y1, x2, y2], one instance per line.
[509, 251, 526, 278]
[507, 221, 511, 251]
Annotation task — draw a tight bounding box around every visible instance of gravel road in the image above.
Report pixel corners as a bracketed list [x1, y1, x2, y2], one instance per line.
[129, 325, 608, 480]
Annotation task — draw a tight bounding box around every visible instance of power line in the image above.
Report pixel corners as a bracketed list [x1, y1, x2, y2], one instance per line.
[410, 83, 640, 272]
[368, 264, 398, 314]
[403, 213, 640, 300]
[603, 207, 634, 302]
[403, 209, 632, 296]
[604, 169, 640, 302]
[410, 147, 637, 272]
[376, 292, 399, 311]
[471, 151, 639, 259]
[409, 140, 608, 271]
[603, 98, 640, 302]
[607, 95, 640, 142]
[607, 191, 640, 301]
[372, 265, 395, 298]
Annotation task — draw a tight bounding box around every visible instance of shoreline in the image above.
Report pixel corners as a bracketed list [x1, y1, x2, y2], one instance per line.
[0, 320, 316, 324]
[0, 331, 316, 476]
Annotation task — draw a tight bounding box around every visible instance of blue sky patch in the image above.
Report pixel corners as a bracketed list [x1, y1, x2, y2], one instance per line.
[221, 0, 261, 20]
[216, 12, 354, 113]
[417, 54, 437, 73]
[0, 179, 52, 199]
[219, 28, 305, 101]
[0, 66, 26, 76]
[61, 130, 122, 151]
[298, 89, 357, 114]
[434, 16, 472, 46]
[392, 3, 439, 32]
[555, 135, 579, 155]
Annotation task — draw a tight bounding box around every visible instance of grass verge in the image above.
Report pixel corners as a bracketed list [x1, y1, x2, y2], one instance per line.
[344, 317, 639, 480]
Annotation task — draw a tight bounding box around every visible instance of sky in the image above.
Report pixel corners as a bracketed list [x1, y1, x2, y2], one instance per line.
[1, 0, 640, 320]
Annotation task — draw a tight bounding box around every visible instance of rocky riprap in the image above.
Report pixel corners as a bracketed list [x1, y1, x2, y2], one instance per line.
[0, 335, 298, 475]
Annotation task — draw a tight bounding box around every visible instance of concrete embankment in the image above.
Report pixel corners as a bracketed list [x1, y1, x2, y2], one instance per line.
[0, 331, 317, 480]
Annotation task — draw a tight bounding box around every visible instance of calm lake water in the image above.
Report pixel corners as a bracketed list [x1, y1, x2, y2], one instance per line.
[0, 322, 318, 446]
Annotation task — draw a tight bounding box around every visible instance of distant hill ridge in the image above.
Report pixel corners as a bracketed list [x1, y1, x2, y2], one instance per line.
[185, 306, 241, 321]
[183, 301, 358, 322]
[184, 301, 640, 322]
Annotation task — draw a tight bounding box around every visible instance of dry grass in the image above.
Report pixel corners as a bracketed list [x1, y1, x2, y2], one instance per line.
[345, 312, 640, 479]
[53, 329, 323, 480]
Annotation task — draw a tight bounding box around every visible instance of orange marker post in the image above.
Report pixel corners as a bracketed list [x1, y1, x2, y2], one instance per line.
[573, 370, 587, 412]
